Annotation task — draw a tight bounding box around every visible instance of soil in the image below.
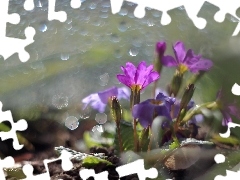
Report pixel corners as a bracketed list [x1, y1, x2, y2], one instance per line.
[2, 118, 237, 180]
[2, 119, 139, 180]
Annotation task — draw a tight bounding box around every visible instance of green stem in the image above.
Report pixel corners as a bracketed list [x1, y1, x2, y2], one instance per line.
[181, 101, 218, 124]
[130, 86, 141, 152]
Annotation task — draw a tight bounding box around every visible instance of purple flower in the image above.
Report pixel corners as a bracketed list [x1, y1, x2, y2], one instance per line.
[155, 41, 166, 57]
[216, 90, 240, 126]
[161, 41, 213, 74]
[82, 86, 130, 113]
[155, 88, 203, 123]
[117, 61, 160, 91]
[132, 92, 175, 128]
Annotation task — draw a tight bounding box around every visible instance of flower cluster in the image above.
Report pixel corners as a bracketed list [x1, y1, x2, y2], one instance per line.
[81, 40, 240, 153]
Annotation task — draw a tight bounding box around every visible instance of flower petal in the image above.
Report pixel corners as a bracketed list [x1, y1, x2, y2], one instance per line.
[183, 49, 201, 65]
[142, 71, 160, 89]
[82, 93, 106, 113]
[117, 87, 130, 100]
[132, 101, 155, 128]
[188, 58, 213, 73]
[161, 55, 178, 67]
[173, 41, 186, 63]
[98, 86, 118, 104]
[155, 105, 172, 120]
[116, 75, 132, 88]
[91, 100, 107, 113]
[228, 105, 240, 119]
[121, 62, 137, 81]
[135, 61, 148, 85]
[222, 111, 232, 126]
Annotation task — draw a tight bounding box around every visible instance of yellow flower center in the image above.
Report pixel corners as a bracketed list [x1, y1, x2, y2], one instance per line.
[131, 85, 142, 92]
[178, 64, 188, 74]
[150, 99, 163, 105]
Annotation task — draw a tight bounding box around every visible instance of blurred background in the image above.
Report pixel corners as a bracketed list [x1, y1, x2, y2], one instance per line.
[0, 0, 240, 158]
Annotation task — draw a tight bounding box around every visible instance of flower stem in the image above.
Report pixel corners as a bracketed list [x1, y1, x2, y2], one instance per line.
[110, 96, 123, 153]
[130, 86, 141, 152]
[181, 101, 218, 124]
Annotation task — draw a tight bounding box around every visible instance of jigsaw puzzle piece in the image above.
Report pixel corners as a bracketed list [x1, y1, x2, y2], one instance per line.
[79, 169, 109, 180]
[116, 159, 158, 180]
[204, 1, 240, 23]
[0, 156, 15, 180]
[0, 0, 20, 38]
[22, 164, 50, 180]
[197, 2, 238, 37]
[0, 0, 36, 62]
[48, 0, 67, 22]
[21, 150, 72, 180]
[0, 101, 28, 150]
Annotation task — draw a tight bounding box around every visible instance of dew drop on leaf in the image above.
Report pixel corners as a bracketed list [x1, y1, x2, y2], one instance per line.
[65, 116, 79, 130]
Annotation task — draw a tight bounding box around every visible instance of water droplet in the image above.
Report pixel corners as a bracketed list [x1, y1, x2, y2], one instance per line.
[80, 28, 88, 36]
[132, 39, 142, 48]
[39, 23, 47, 32]
[178, 6, 185, 10]
[129, 48, 139, 56]
[36, 0, 42, 7]
[230, 16, 239, 22]
[110, 34, 120, 43]
[92, 19, 101, 26]
[118, 21, 128, 32]
[119, 8, 128, 16]
[52, 94, 68, 109]
[147, 19, 155, 26]
[114, 49, 122, 58]
[92, 125, 104, 132]
[89, 3, 97, 9]
[100, 13, 108, 19]
[99, 73, 109, 86]
[95, 113, 107, 124]
[151, 10, 161, 17]
[101, 1, 110, 8]
[61, 53, 70, 60]
[80, 106, 91, 119]
[64, 23, 72, 30]
[65, 116, 79, 130]
[127, 12, 135, 18]
[101, 7, 108, 13]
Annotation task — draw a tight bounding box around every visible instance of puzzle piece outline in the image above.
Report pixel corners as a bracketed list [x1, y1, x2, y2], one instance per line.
[0, 101, 28, 150]
[0, 0, 36, 62]
[110, 0, 240, 36]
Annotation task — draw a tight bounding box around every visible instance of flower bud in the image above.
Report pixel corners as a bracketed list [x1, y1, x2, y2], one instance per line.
[110, 96, 122, 124]
[168, 71, 183, 97]
[180, 84, 195, 110]
[154, 41, 166, 73]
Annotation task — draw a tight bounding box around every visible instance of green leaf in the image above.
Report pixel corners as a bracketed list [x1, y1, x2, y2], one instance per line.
[4, 168, 26, 179]
[83, 132, 103, 148]
[169, 141, 180, 150]
[211, 134, 240, 146]
[82, 156, 112, 168]
[139, 126, 150, 152]
[114, 120, 134, 154]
